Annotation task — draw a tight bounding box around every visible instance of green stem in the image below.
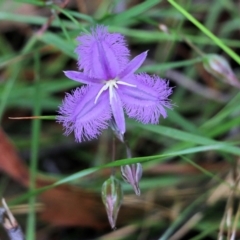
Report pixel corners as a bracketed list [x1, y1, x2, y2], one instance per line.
[26, 52, 41, 240]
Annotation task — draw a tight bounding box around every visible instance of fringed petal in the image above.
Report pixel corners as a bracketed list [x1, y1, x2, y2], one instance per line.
[76, 25, 130, 79]
[96, 41, 117, 79]
[119, 73, 173, 124]
[57, 86, 111, 142]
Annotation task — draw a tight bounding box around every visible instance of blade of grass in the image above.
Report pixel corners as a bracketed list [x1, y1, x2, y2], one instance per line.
[181, 156, 225, 186]
[168, 0, 240, 65]
[53, 10, 71, 42]
[59, 9, 95, 24]
[39, 32, 75, 58]
[189, 225, 219, 240]
[139, 57, 203, 73]
[201, 92, 240, 130]
[52, 5, 88, 32]
[0, 65, 20, 121]
[0, 12, 77, 30]
[159, 190, 210, 240]
[107, 0, 162, 24]
[136, 124, 240, 156]
[10, 144, 226, 205]
[26, 52, 41, 240]
[15, 0, 45, 6]
[109, 26, 240, 47]
[159, 154, 231, 240]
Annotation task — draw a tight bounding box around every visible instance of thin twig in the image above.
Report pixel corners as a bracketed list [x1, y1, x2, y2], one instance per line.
[1, 199, 25, 240]
[218, 191, 232, 239]
[36, 0, 70, 36]
[166, 70, 230, 103]
[9, 116, 45, 120]
[229, 160, 240, 240]
[168, 212, 203, 240]
[8, 116, 55, 120]
[230, 202, 240, 240]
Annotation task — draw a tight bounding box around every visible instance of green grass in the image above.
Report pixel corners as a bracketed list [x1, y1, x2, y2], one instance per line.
[1, 0, 240, 239]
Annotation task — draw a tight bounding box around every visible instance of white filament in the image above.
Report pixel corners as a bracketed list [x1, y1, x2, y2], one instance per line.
[94, 78, 136, 104]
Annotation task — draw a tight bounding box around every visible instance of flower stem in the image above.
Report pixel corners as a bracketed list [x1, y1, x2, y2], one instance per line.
[111, 136, 116, 176]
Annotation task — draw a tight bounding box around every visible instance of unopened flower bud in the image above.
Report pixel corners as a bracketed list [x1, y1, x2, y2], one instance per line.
[203, 54, 240, 88]
[101, 176, 123, 229]
[158, 23, 169, 34]
[121, 163, 142, 196]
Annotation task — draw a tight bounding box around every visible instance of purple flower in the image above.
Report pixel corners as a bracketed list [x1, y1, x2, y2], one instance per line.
[57, 25, 172, 142]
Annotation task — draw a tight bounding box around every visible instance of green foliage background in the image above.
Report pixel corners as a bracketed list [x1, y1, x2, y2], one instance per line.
[1, 0, 240, 239]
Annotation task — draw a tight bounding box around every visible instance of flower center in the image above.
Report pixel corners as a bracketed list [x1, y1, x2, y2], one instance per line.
[94, 78, 136, 104]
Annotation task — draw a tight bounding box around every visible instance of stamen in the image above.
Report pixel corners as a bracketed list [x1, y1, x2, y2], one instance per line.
[109, 85, 114, 104]
[94, 79, 136, 104]
[118, 81, 136, 88]
[94, 84, 109, 103]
